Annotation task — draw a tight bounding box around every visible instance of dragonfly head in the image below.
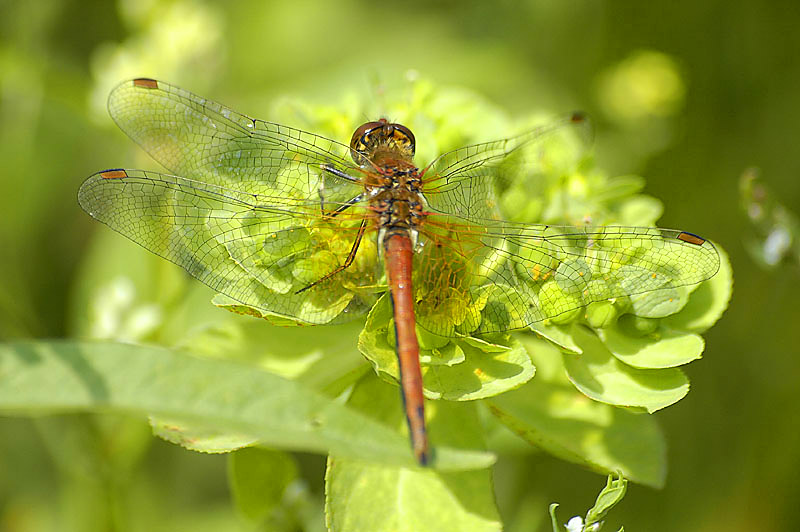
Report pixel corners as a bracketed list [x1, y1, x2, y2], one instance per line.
[350, 118, 416, 165]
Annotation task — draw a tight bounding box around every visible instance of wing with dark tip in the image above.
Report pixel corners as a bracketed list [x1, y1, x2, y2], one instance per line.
[107, 79, 362, 205]
[412, 219, 720, 336]
[78, 168, 380, 325]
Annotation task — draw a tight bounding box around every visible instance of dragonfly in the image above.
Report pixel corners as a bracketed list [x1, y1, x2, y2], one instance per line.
[78, 78, 720, 465]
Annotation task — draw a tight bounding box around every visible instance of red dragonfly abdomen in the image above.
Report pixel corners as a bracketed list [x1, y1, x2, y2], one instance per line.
[383, 231, 429, 465]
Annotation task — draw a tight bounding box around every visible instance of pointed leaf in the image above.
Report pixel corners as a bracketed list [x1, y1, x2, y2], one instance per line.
[423, 337, 535, 400]
[598, 324, 704, 368]
[326, 458, 501, 532]
[325, 375, 500, 532]
[530, 321, 582, 354]
[0, 341, 492, 470]
[150, 416, 257, 453]
[564, 326, 690, 413]
[487, 337, 666, 487]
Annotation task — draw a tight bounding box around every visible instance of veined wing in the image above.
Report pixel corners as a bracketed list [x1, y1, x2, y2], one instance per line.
[78, 168, 382, 325]
[421, 113, 589, 219]
[411, 219, 720, 336]
[108, 79, 363, 206]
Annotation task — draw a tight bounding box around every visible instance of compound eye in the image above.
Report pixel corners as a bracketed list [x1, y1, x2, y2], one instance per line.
[392, 124, 416, 155]
[350, 121, 383, 152]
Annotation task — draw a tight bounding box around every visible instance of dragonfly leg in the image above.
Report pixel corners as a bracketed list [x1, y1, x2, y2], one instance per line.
[321, 163, 360, 182]
[319, 164, 360, 216]
[294, 217, 368, 294]
[326, 193, 365, 219]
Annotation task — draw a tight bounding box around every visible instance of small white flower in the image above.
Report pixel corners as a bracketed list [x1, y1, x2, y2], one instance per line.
[764, 227, 790, 265]
[566, 516, 584, 532]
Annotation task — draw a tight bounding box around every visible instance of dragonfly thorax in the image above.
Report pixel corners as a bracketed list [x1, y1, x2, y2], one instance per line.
[367, 162, 426, 251]
[372, 167, 424, 219]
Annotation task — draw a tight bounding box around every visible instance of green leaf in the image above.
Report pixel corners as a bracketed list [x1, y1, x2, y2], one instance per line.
[357, 293, 397, 379]
[585, 301, 619, 329]
[585, 473, 628, 526]
[530, 321, 583, 354]
[538, 280, 583, 324]
[548, 473, 629, 531]
[326, 458, 501, 532]
[487, 337, 666, 487]
[419, 341, 466, 367]
[211, 293, 307, 327]
[325, 375, 501, 532]
[149, 416, 257, 453]
[163, 317, 368, 453]
[175, 317, 368, 394]
[615, 314, 660, 336]
[228, 447, 298, 523]
[664, 243, 733, 333]
[625, 274, 690, 318]
[423, 336, 535, 401]
[598, 324, 704, 369]
[564, 325, 690, 413]
[628, 287, 687, 318]
[0, 341, 492, 471]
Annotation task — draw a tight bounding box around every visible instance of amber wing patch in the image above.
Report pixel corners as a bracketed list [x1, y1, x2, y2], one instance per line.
[677, 232, 706, 246]
[100, 169, 128, 179]
[133, 78, 159, 89]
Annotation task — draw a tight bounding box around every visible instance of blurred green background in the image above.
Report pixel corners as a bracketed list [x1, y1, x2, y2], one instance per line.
[1, 0, 799, 530]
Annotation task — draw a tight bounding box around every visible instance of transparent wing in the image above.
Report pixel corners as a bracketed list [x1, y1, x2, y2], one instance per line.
[421, 113, 590, 219]
[107, 79, 363, 206]
[78, 168, 382, 325]
[412, 218, 720, 336]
